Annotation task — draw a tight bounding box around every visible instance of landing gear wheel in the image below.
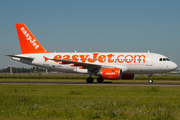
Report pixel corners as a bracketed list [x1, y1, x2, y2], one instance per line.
[86, 77, 94, 83]
[148, 73, 153, 84]
[149, 79, 153, 84]
[97, 77, 104, 83]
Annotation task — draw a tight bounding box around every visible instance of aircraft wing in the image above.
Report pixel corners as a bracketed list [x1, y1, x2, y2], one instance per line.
[50, 58, 128, 73]
[49, 58, 102, 73]
[50, 58, 102, 70]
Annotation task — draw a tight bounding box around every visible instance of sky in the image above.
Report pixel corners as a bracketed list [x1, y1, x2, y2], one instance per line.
[0, 0, 180, 69]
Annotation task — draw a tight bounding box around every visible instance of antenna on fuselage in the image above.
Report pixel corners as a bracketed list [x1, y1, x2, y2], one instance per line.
[75, 50, 77, 53]
[148, 50, 150, 53]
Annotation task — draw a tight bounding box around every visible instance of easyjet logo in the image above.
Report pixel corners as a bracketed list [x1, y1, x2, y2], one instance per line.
[21, 27, 39, 49]
[105, 73, 115, 75]
[53, 53, 145, 64]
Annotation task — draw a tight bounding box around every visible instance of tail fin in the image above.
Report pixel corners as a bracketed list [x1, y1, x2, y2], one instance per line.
[16, 23, 50, 54]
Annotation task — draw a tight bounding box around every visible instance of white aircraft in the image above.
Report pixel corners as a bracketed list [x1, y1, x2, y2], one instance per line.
[7, 23, 177, 83]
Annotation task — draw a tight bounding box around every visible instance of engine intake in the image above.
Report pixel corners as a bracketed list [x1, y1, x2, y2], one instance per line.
[99, 68, 122, 80]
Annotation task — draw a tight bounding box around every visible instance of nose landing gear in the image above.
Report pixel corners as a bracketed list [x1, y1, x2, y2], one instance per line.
[148, 73, 153, 84]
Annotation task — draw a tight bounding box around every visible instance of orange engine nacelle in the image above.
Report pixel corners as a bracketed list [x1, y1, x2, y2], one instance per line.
[100, 68, 122, 80]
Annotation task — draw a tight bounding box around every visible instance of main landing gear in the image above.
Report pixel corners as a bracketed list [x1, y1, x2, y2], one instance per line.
[86, 77, 94, 83]
[97, 77, 104, 83]
[148, 73, 153, 84]
[86, 76, 104, 83]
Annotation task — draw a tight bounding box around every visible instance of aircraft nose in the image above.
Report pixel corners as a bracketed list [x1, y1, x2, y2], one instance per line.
[170, 62, 178, 70]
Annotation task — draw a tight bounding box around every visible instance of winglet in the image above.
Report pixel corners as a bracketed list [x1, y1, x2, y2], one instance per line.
[16, 23, 50, 54]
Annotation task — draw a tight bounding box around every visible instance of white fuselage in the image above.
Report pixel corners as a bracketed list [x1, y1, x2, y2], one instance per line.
[12, 52, 177, 74]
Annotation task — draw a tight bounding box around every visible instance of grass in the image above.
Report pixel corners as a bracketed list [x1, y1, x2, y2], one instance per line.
[0, 85, 180, 119]
[1, 74, 180, 84]
[0, 74, 92, 79]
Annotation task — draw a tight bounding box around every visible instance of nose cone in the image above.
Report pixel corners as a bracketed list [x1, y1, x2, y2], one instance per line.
[169, 62, 178, 71]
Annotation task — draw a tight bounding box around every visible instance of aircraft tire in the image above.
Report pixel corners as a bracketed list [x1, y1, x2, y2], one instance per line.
[149, 79, 153, 84]
[97, 77, 104, 83]
[86, 77, 94, 83]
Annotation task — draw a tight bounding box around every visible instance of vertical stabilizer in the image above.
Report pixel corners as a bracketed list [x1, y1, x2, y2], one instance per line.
[16, 23, 50, 54]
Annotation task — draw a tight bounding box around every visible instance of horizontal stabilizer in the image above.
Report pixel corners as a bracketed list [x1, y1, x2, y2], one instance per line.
[5, 55, 34, 60]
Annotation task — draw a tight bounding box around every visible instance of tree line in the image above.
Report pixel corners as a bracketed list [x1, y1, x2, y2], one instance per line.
[0, 67, 50, 73]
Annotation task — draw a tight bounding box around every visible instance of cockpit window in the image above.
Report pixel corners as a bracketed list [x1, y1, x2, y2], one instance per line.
[166, 58, 170, 61]
[159, 58, 170, 61]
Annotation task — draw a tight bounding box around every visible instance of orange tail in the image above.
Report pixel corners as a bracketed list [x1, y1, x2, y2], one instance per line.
[16, 23, 50, 54]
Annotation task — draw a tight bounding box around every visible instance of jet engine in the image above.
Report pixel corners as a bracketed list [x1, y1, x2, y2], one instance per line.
[99, 68, 122, 80]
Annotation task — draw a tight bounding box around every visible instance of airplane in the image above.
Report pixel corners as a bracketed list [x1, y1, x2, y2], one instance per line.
[6, 23, 178, 83]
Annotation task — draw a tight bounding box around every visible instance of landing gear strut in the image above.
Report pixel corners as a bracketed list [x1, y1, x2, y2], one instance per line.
[97, 77, 104, 83]
[148, 73, 153, 84]
[86, 72, 94, 83]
